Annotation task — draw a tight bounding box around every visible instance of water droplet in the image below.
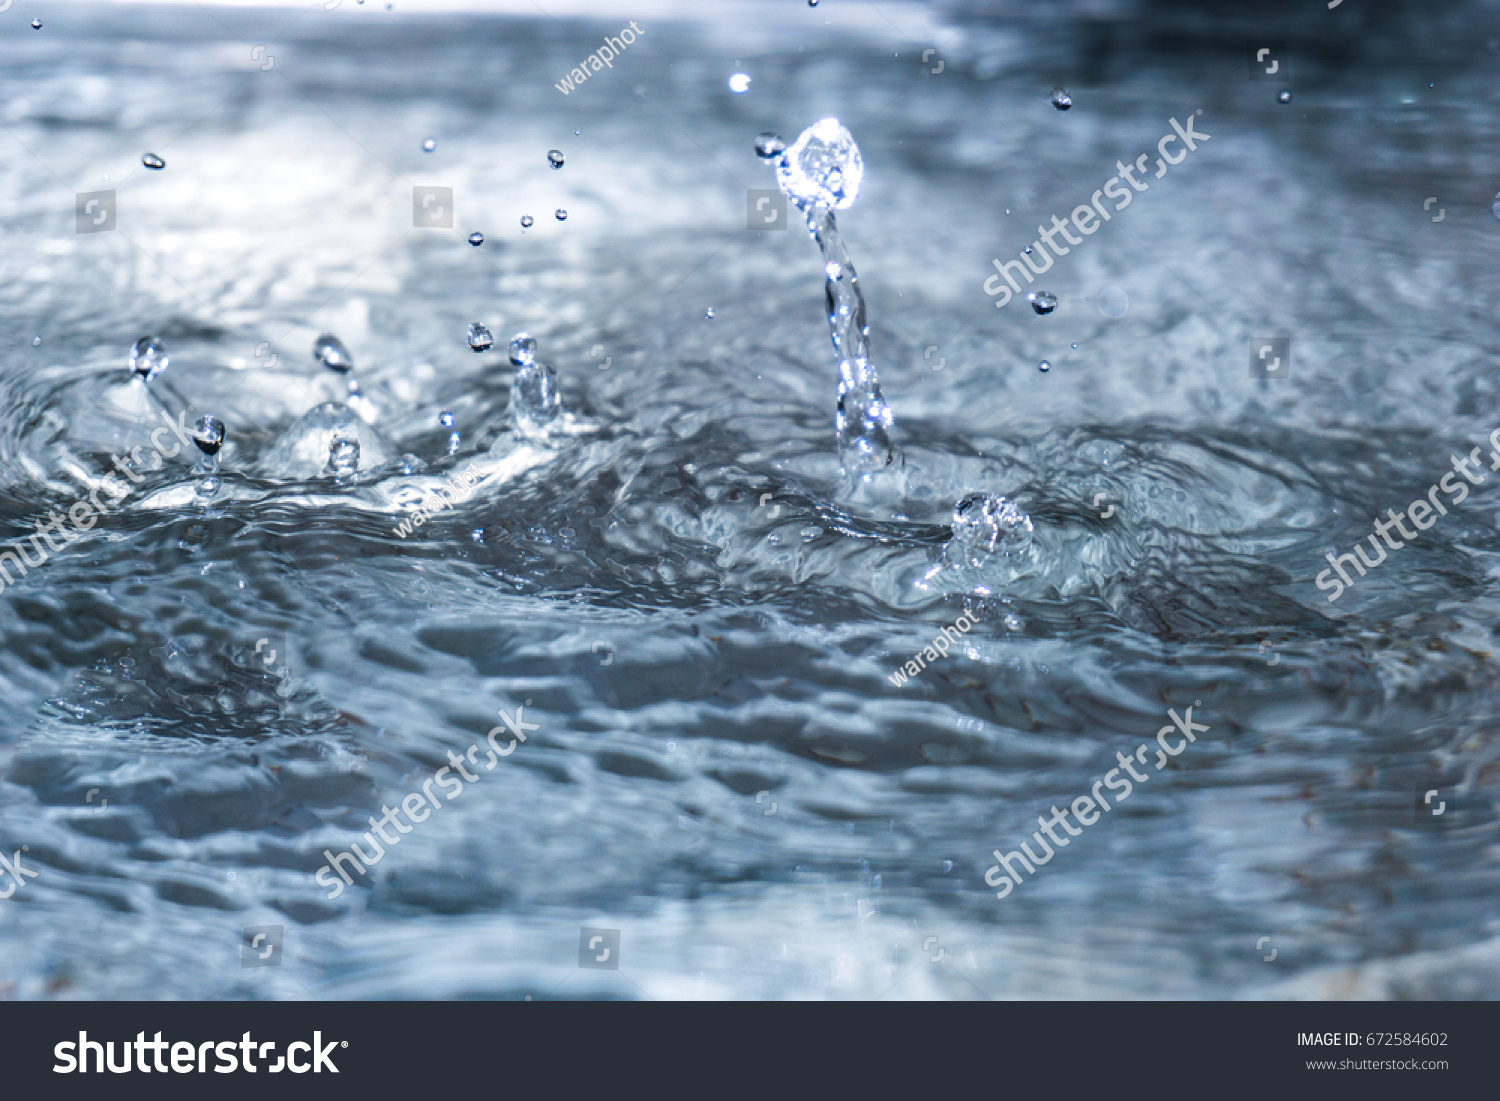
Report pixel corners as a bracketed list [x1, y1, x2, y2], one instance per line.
[800, 524, 822, 541]
[192, 415, 225, 456]
[142, 152, 165, 170]
[755, 131, 786, 159]
[809, 0, 818, 6]
[1038, 360, 1051, 372]
[1004, 613, 1023, 630]
[547, 149, 564, 169]
[1277, 90, 1292, 104]
[1023, 246, 1033, 254]
[467, 322, 494, 352]
[1027, 290, 1058, 315]
[128, 336, 169, 381]
[776, 117, 863, 210]
[728, 73, 752, 93]
[438, 410, 455, 428]
[554, 209, 567, 221]
[1051, 88, 1073, 110]
[325, 429, 360, 478]
[422, 137, 436, 152]
[704, 307, 715, 319]
[1071, 342, 1079, 349]
[508, 333, 537, 367]
[313, 333, 354, 373]
[1097, 285, 1129, 318]
[1492, 193, 1500, 220]
[30, 18, 42, 28]
[31, 336, 41, 346]
[574, 129, 580, 135]
[942, 859, 952, 872]
[468, 231, 484, 246]
[520, 214, 534, 227]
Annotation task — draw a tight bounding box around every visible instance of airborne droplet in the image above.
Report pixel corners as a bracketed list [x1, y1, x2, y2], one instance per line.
[142, 152, 165, 170]
[192, 415, 226, 456]
[128, 336, 169, 381]
[422, 137, 436, 152]
[555, 209, 567, 221]
[508, 333, 537, 367]
[1051, 88, 1073, 110]
[468, 231, 484, 246]
[467, 322, 494, 352]
[755, 132, 786, 159]
[547, 149, 564, 169]
[520, 214, 534, 227]
[1027, 291, 1058, 315]
[313, 333, 354, 373]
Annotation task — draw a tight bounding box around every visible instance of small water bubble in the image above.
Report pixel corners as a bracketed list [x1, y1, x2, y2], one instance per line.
[574, 129, 580, 135]
[728, 73, 752, 93]
[1038, 360, 1051, 373]
[191, 415, 225, 456]
[547, 149, 564, 169]
[1098, 285, 1129, 318]
[1277, 90, 1292, 104]
[1071, 342, 1079, 349]
[439, 410, 455, 428]
[142, 152, 165, 170]
[128, 336, 169, 381]
[31, 336, 41, 346]
[554, 209, 567, 221]
[520, 214, 534, 227]
[30, 18, 41, 28]
[468, 231, 484, 246]
[508, 333, 537, 367]
[467, 322, 494, 352]
[325, 430, 360, 478]
[1027, 290, 1058, 315]
[313, 333, 354, 372]
[704, 307, 715, 319]
[422, 137, 436, 152]
[755, 131, 787, 159]
[1051, 88, 1073, 110]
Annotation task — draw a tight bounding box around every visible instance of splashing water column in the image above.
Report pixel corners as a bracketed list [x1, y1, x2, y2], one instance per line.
[771, 118, 899, 475]
[190, 414, 225, 499]
[507, 333, 562, 437]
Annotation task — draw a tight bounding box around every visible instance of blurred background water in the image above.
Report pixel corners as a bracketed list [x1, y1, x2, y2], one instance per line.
[0, 0, 1498, 999]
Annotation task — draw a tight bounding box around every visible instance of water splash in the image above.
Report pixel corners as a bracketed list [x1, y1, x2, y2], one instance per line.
[772, 118, 897, 476]
[507, 332, 561, 437]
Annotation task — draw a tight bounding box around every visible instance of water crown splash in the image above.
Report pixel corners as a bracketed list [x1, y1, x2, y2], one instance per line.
[771, 118, 899, 476]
